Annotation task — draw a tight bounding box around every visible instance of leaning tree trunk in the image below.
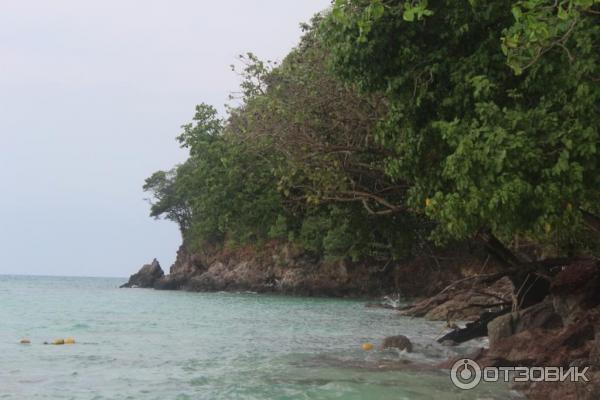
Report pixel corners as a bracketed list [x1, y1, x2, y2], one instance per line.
[478, 230, 551, 309]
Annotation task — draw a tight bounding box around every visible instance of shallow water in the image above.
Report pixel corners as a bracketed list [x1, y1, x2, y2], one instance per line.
[0, 275, 520, 399]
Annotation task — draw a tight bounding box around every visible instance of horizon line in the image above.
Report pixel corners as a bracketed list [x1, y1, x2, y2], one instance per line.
[0, 273, 127, 279]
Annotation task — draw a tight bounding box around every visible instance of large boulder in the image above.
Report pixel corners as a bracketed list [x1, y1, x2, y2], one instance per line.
[120, 259, 164, 288]
[487, 301, 563, 347]
[487, 311, 515, 348]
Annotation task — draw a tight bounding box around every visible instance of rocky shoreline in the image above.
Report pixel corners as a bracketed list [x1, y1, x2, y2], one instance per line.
[405, 259, 600, 399]
[121, 244, 600, 399]
[121, 241, 488, 297]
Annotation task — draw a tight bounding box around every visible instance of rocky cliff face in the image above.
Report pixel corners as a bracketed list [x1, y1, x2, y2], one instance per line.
[125, 241, 491, 298]
[153, 242, 393, 296]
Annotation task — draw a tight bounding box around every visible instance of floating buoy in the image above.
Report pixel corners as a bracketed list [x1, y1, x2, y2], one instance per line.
[64, 337, 75, 344]
[52, 339, 65, 345]
[19, 339, 31, 344]
[361, 342, 374, 351]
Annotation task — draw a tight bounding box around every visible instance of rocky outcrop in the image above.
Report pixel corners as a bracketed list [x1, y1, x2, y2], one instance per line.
[120, 259, 164, 288]
[126, 241, 493, 298]
[439, 260, 600, 400]
[399, 275, 513, 321]
[482, 261, 600, 364]
[551, 260, 600, 324]
[151, 242, 391, 296]
[487, 300, 563, 347]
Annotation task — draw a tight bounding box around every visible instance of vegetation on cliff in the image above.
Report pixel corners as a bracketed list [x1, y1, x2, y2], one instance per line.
[144, 1, 599, 265]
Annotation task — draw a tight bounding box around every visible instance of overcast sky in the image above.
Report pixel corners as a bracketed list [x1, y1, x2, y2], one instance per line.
[0, 0, 331, 277]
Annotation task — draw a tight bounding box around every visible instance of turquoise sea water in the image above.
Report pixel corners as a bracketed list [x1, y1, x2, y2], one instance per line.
[0, 275, 520, 399]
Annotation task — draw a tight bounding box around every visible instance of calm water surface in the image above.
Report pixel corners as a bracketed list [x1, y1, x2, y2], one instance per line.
[0, 275, 520, 399]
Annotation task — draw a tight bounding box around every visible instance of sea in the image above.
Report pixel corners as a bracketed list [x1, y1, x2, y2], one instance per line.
[0, 275, 521, 399]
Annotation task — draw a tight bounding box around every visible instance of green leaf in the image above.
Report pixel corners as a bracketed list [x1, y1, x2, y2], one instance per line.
[403, 9, 415, 21]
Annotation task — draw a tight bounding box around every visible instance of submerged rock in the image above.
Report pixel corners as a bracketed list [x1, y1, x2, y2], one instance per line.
[381, 335, 413, 352]
[120, 259, 164, 288]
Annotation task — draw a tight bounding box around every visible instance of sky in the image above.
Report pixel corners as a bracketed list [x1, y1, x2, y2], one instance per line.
[0, 0, 331, 277]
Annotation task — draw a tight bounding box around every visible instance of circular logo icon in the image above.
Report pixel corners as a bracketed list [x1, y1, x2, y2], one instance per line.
[450, 358, 482, 390]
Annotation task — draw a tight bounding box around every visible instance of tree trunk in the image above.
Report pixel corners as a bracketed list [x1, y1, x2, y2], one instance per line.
[581, 209, 600, 234]
[478, 230, 550, 310]
[437, 309, 508, 344]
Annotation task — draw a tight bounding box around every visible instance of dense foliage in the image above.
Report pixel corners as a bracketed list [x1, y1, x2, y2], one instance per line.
[145, 1, 599, 261]
[321, 0, 599, 253]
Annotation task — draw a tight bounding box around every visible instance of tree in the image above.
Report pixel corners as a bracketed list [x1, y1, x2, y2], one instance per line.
[225, 19, 425, 260]
[143, 167, 192, 233]
[145, 103, 287, 247]
[320, 0, 599, 256]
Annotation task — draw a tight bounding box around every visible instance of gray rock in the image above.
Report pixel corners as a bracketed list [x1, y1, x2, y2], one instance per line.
[487, 301, 562, 348]
[381, 335, 413, 352]
[513, 301, 563, 333]
[153, 274, 186, 290]
[487, 312, 515, 348]
[120, 259, 164, 288]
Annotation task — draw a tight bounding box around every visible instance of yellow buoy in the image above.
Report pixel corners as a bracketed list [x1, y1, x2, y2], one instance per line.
[52, 339, 65, 345]
[64, 337, 76, 344]
[361, 342, 374, 351]
[19, 339, 31, 344]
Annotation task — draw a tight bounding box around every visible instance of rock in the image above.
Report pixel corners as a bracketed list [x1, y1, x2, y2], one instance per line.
[150, 241, 508, 297]
[513, 300, 563, 332]
[438, 260, 600, 400]
[120, 259, 164, 288]
[511, 367, 600, 400]
[381, 335, 413, 352]
[487, 312, 516, 348]
[551, 260, 600, 324]
[398, 293, 451, 318]
[488, 301, 563, 348]
[487, 301, 563, 347]
[482, 320, 595, 368]
[402, 276, 513, 322]
[153, 274, 187, 290]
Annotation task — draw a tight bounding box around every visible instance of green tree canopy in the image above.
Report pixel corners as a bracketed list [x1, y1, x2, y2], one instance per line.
[145, 2, 599, 263]
[320, 0, 599, 253]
